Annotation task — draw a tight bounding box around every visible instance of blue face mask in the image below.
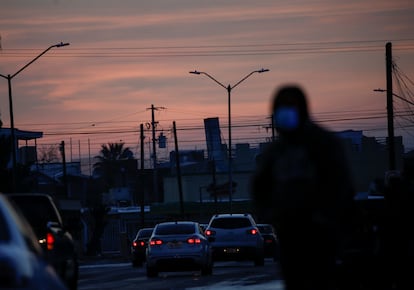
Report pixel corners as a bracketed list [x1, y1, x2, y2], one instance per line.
[273, 106, 300, 130]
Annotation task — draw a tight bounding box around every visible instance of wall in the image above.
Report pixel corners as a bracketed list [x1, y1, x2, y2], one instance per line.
[163, 171, 254, 203]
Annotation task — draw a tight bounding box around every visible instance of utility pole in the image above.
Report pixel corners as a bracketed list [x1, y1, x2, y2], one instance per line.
[88, 139, 91, 176]
[210, 159, 218, 205]
[147, 104, 165, 201]
[151, 104, 158, 201]
[386, 42, 396, 170]
[140, 123, 145, 226]
[59, 140, 68, 197]
[173, 121, 184, 215]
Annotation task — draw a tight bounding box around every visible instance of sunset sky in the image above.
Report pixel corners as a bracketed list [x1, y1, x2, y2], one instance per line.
[1, 0, 414, 164]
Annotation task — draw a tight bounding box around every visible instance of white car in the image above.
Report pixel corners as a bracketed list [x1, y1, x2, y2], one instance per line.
[0, 193, 67, 289]
[205, 213, 264, 266]
[146, 221, 213, 277]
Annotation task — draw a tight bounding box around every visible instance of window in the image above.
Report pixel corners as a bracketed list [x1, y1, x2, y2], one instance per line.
[155, 223, 195, 235]
[137, 228, 153, 238]
[211, 217, 252, 229]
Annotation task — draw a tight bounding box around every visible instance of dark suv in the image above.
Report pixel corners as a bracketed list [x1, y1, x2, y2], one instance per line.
[257, 223, 279, 261]
[7, 193, 79, 290]
[205, 213, 264, 266]
[131, 227, 154, 267]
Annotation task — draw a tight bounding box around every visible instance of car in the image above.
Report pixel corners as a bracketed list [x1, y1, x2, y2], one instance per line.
[257, 223, 279, 261]
[199, 223, 208, 232]
[6, 193, 79, 290]
[131, 227, 154, 267]
[205, 213, 264, 266]
[0, 193, 67, 289]
[146, 221, 213, 277]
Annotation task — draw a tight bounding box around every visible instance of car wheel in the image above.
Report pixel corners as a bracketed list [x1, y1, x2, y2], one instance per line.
[62, 256, 78, 290]
[146, 266, 158, 277]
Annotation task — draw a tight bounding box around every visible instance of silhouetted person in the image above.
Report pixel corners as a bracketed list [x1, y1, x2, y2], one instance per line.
[251, 85, 355, 290]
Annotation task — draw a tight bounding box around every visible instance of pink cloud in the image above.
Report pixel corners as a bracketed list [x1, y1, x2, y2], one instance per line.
[1, 0, 414, 155]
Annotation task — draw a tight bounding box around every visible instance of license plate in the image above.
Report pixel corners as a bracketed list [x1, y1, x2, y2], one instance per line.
[167, 242, 182, 248]
[224, 248, 238, 254]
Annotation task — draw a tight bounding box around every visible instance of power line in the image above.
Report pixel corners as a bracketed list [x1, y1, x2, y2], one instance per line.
[2, 39, 414, 58]
[3, 38, 414, 51]
[35, 115, 414, 155]
[34, 110, 402, 143]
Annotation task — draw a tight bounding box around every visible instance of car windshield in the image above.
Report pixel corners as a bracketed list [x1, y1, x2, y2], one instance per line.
[257, 225, 273, 234]
[138, 228, 153, 238]
[155, 223, 195, 235]
[8, 196, 60, 225]
[210, 217, 251, 229]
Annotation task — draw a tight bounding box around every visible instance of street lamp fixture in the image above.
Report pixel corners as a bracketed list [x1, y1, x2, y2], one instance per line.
[0, 42, 70, 192]
[190, 68, 269, 211]
[374, 88, 414, 106]
[373, 88, 414, 171]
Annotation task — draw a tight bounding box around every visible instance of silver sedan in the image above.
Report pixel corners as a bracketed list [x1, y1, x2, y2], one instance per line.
[146, 221, 213, 277]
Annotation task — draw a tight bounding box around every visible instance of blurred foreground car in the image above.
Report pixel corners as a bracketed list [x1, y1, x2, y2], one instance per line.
[257, 223, 279, 261]
[146, 221, 213, 277]
[131, 227, 153, 267]
[6, 193, 78, 290]
[0, 193, 67, 289]
[205, 213, 264, 266]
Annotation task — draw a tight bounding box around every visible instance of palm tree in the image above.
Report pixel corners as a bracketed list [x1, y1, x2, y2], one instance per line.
[93, 142, 133, 188]
[85, 142, 134, 256]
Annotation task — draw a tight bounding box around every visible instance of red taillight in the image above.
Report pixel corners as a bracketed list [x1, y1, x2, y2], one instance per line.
[187, 237, 201, 244]
[248, 228, 258, 235]
[133, 240, 146, 247]
[265, 239, 274, 244]
[205, 230, 215, 236]
[46, 232, 55, 250]
[149, 239, 163, 246]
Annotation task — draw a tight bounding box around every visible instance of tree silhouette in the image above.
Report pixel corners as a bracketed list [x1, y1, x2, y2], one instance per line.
[86, 142, 133, 256]
[38, 144, 60, 163]
[93, 142, 133, 189]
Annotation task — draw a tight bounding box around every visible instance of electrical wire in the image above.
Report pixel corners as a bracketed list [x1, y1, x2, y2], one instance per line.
[5, 39, 414, 156]
[2, 39, 414, 58]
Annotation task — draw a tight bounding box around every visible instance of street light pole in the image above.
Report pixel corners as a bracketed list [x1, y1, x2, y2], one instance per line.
[189, 68, 269, 211]
[0, 42, 70, 192]
[374, 88, 414, 171]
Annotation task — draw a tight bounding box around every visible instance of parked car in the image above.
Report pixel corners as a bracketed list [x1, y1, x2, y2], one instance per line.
[257, 223, 279, 261]
[131, 227, 154, 267]
[205, 213, 264, 266]
[146, 221, 213, 277]
[6, 193, 79, 290]
[0, 193, 67, 289]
